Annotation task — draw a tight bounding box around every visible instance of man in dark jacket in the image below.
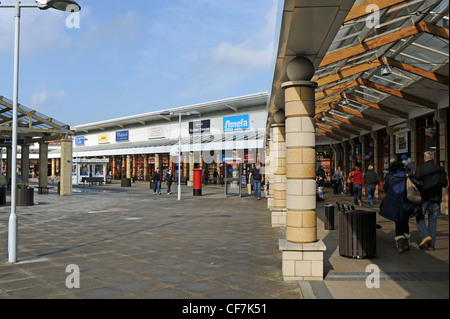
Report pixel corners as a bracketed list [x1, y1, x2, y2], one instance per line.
[152, 168, 162, 195]
[364, 165, 379, 207]
[414, 151, 448, 250]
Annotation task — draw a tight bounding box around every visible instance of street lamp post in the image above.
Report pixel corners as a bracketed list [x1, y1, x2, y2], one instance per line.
[0, 0, 81, 264]
[160, 110, 200, 201]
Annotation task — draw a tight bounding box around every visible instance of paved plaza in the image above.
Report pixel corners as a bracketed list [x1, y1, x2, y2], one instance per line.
[0, 181, 448, 300]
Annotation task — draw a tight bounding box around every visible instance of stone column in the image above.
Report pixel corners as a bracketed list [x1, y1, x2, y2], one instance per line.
[51, 158, 56, 178]
[270, 110, 287, 227]
[21, 145, 30, 185]
[121, 155, 126, 178]
[132, 155, 136, 179]
[143, 154, 148, 181]
[39, 142, 49, 188]
[279, 57, 326, 281]
[60, 139, 72, 196]
[112, 156, 116, 179]
[126, 155, 131, 179]
[266, 139, 273, 208]
[183, 153, 189, 178]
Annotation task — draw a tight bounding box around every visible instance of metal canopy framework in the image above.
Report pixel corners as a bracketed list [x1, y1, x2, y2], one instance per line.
[0, 95, 73, 146]
[313, 0, 449, 142]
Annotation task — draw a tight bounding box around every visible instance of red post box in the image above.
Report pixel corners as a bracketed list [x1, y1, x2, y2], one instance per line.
[193, 168, 202, 196]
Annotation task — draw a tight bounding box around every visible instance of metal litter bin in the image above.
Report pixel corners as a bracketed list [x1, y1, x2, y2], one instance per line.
[339, 210, 376, 259]
[324, 204, 335, 230]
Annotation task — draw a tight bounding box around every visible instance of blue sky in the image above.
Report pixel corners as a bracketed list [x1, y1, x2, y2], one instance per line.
[0, 0, 280, 126]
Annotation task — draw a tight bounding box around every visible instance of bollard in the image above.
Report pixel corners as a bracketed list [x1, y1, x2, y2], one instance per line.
[324, 204, 335, 230]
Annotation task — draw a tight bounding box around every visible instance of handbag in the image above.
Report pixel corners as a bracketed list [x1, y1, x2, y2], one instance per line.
[406, 176, 421, 205]
[247, 183, 252, 195]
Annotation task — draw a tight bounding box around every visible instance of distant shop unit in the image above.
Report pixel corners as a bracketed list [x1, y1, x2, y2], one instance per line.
[39, 93, 269, 186]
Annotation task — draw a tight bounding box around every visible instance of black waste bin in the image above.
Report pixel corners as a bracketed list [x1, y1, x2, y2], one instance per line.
[339, 210, 376, 259]
[121, 178, 131, 187]
[324, 204, 335, 230]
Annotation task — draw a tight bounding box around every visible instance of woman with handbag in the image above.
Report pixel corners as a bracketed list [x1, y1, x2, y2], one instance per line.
[379, 161, 421, 253]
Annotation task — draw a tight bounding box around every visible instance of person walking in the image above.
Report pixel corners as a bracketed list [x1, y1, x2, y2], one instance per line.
[331, 169, 342, 195]
[379, 161, 420, 253]
[152, 168, 162, 195]
[364, 165, 379, 207]
[166, 169, 174, 195]
[248, 163, 264, 200]
[316, 165, 326, 201]
[414, 151, 448, 250]
[337, 166, 345, 194]
[349, 166, 365, 206]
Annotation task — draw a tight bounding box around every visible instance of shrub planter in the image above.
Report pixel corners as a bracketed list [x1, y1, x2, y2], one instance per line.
[0, 187, 6, 205]
[16, 187, 34, 206]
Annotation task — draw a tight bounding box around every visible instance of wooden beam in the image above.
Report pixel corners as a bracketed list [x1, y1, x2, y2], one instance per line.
[322, 119, 360, 136]
[316, 94, 342, 107]
[317, 124, 351, 139]
[346, 94, 408, 118]
[316, 130, 342, 142]
[386, 57, 449, 86]
[319, 21, 447, 68]
[344, 0, 407, 23]
[358, 78, 438, 109]
[331, 104, 388, 126]
[316, 58, 383, 88]
[417, 21, 449, 40]
[316, 104, 332, 115]
[326, 113, 373, 131]
[316, 80, 359, 100]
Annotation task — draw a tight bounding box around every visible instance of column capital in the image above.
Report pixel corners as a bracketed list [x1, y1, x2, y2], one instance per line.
[281, 80, 318, 89]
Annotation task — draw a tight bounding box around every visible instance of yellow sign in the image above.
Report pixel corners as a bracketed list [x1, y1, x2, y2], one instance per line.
[98, 133, 110, 144]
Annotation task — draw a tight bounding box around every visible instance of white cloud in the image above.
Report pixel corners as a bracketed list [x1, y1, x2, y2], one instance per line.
[208, 0, 278, 70]
[31, 87, 66, 108]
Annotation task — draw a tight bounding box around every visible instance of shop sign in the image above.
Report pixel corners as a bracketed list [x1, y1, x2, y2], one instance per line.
[149, 126, 165, 139]
[244, 152, 255, 163]
[98, 133, 110, 144]
[189, 119, 210, 134]
[74, 137, 86, 146]
[223, 114, 250, 131]
[395, 132, 408, 154]
[116, 130, 129, 142]
[393, 123, 410, 134]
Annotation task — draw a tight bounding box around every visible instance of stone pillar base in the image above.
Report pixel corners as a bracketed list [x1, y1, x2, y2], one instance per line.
[271, 207, 287, 227]
[279, 239, 326, 281]
[267, 195, 274, 208]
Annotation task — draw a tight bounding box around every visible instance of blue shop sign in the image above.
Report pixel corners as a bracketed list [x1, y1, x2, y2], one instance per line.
[75, 136, 86, 146]
[116, 130, 129, 142]
[223, 114, 250, 131]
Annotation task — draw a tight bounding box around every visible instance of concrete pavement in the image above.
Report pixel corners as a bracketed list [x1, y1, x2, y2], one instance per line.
[0, 181, 448, 300]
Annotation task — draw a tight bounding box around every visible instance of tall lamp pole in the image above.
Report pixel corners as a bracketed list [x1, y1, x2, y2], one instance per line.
[160, 110, 200, 200]
[1, 0, 81, 264]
